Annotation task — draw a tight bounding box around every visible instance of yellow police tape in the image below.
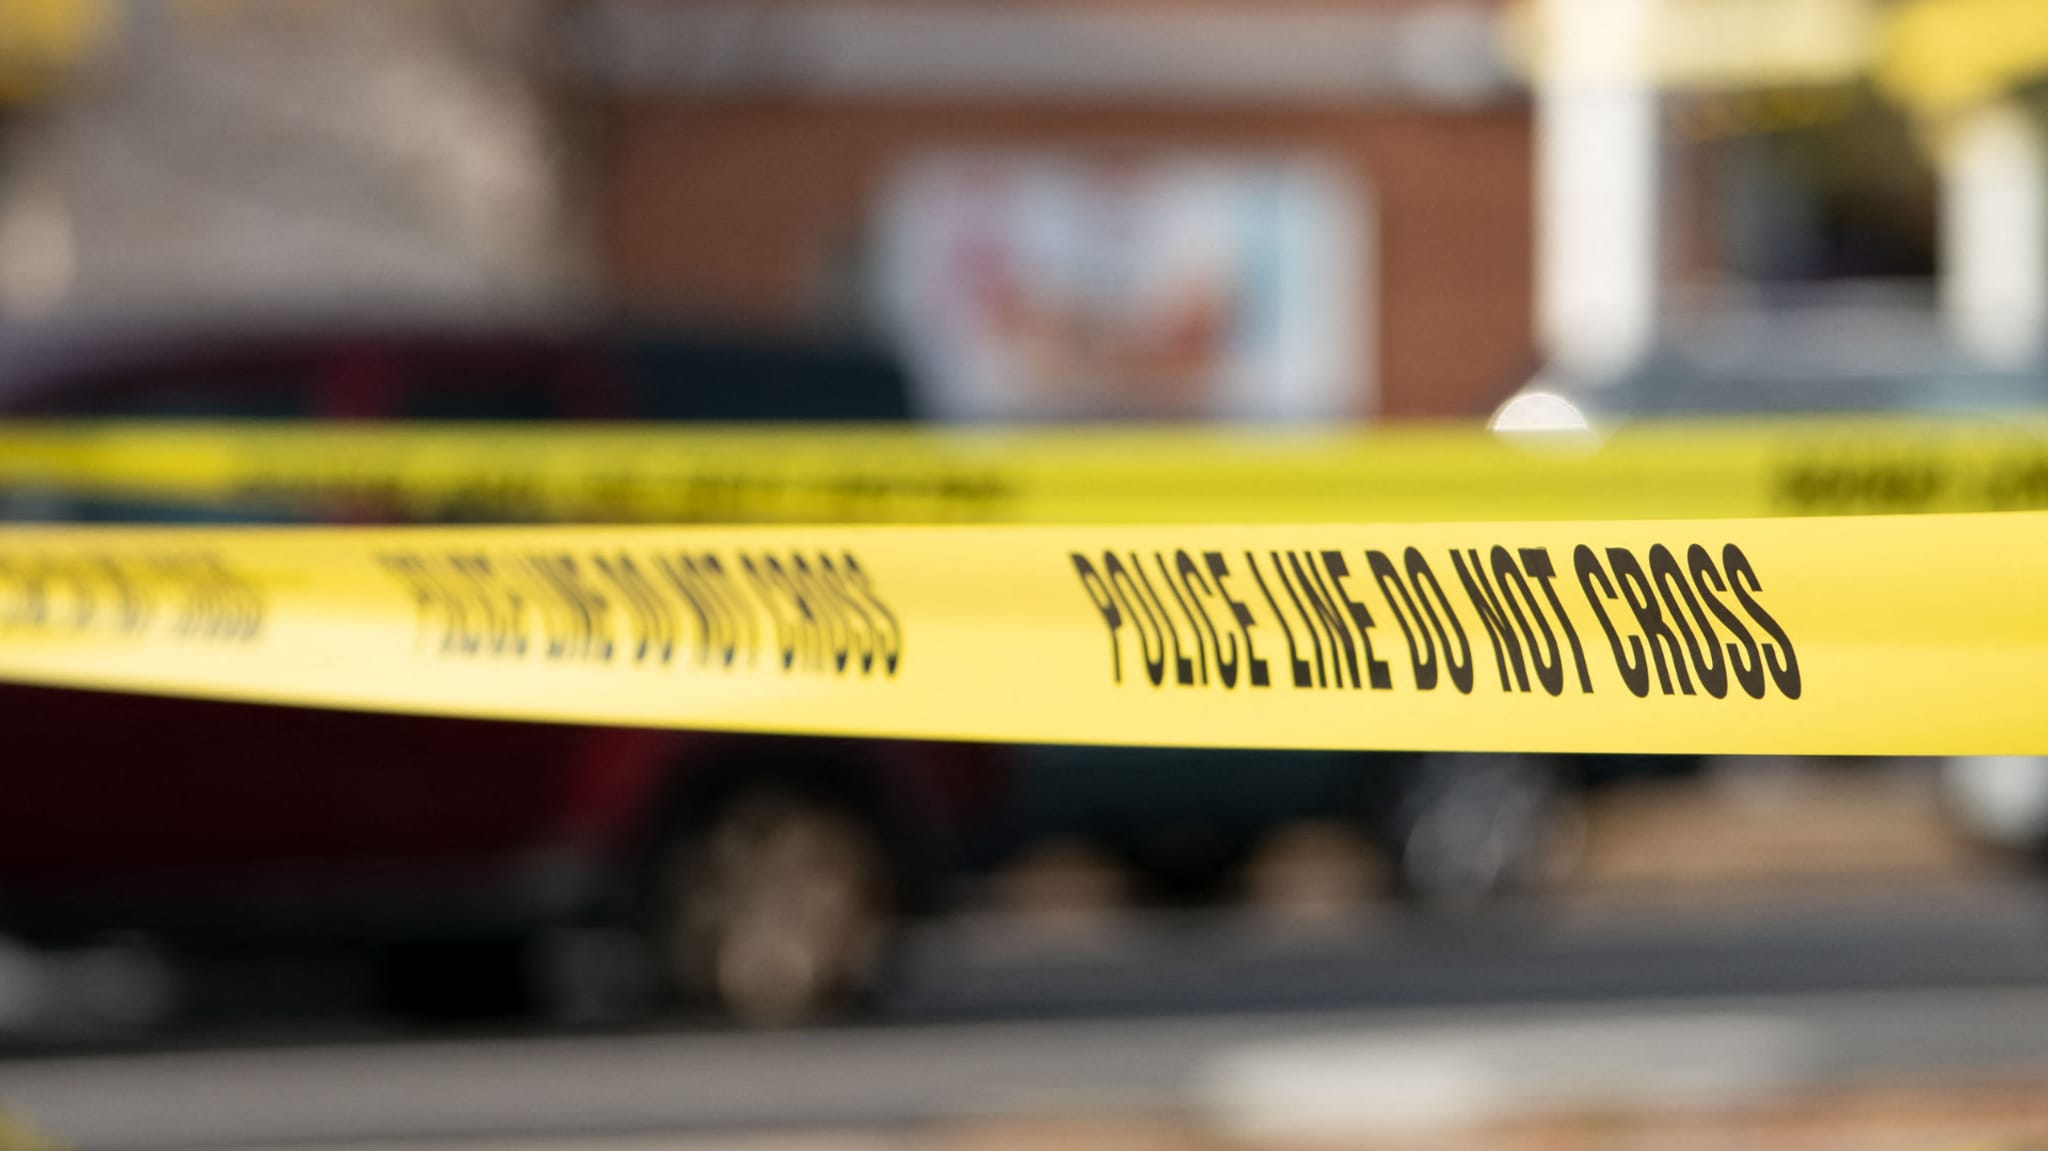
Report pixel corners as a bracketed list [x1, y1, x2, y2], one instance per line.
[6, 415, 2048, 523]
[0, 513, 2034, 755]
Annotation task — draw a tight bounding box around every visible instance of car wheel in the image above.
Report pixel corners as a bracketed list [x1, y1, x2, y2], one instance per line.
[376, 937, 535, 1022]
[648, 783, 895, 1027]
[1938, 755, 2048, 858]
[1382, 753, 1576, 910]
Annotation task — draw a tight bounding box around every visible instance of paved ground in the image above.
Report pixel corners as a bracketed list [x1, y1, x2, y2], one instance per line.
[10, 985, 2048, 1149]
[5, 761, 2044, 1149]
[9, 876, 2048, 1151]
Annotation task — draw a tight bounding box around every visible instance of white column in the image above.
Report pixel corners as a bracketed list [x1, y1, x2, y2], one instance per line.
[1942, 101, 2048, 370]
[1535, 0, 1661, 385]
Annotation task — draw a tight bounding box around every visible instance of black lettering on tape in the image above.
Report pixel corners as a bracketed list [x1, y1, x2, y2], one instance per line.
[761, 556, 822, 673]
[787, 555, 851, 673]
[773, 554, 824, 673]
[1689, 544, 1764, 699]
[1492, 546, 1565, 697]
[381, 553, 458, 653]
[1286, 552, 1351, 684]
[1519, 547, 1591, 694]
[813, 554, 878, 674]
[1073, 553, 1125, 684]
[1367, 550, 1434, 690]
[1648, 544, 1725, 699]
[1175, 550, 1224, 688]
[447, 554, 526, 656]
[1406, 548, 1473, 694]
[739, 554, 799, 670]
[523, 553, 614, 663]
[698, 555, 756, 668]
[1607, 547, 1690, 696]
[1104, 553, 1166, 687]
[838, 553, 902, 676]
[1132, 553, 1196, 687]
[89, 554, 151, 634]
[1205, 551, 1267, 688]
[174, 554, 262, 642]
[1577, 545, 1648, 698]
[1453, 548, 1529, 693]
[1155, 551, 1208, 685]
[592, 552, 676, 666]
[1724, 543, 1799, 699]
[657, 555, 725, 668]
[1252, 552, 1315, 689]
[1321, 551, 1392, 690]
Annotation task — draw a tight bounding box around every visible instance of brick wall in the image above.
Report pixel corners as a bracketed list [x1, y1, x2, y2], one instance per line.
[599, 99, 1533, 419]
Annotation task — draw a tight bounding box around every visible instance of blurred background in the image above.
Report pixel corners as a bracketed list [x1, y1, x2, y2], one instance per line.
[7, 1, 2048, 1148]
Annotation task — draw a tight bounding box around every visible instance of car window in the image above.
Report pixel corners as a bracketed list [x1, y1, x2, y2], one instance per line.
[623, 338, 915, 421]
[11, 347, 317, 420]
[3, 496, 307, 525]
[389, 343, 619, 421]
[87, 385, 311, 419]
[1595, 371, 2048, 418]
[397, 386, 565, 421]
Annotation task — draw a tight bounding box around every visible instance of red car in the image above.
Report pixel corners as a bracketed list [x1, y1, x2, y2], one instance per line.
[0, 323, 1615, 1031]
[0, 322, 1007, 1026]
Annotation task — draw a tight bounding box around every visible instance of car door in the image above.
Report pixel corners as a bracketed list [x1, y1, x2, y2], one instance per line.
[0, 337, 590, 905]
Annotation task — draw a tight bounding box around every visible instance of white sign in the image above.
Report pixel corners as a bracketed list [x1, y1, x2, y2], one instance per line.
[876, 152, 1370, 421]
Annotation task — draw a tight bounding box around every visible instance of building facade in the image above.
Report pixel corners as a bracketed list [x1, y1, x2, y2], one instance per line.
[578, 0, 1536, 420]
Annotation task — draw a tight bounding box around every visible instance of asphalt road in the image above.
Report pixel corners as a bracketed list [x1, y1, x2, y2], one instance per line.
[14, 987, 2048, 1149]
[890, 879, 2048, 1020]
[7, 880, 2048, 1148]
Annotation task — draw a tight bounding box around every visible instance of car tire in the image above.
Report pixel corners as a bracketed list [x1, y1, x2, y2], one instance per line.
[376, 937, 535, 1022]
[1380, 753, 1577, 911]
[646, 782, 896, 1027]
[1937, 755, 2048, 860]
